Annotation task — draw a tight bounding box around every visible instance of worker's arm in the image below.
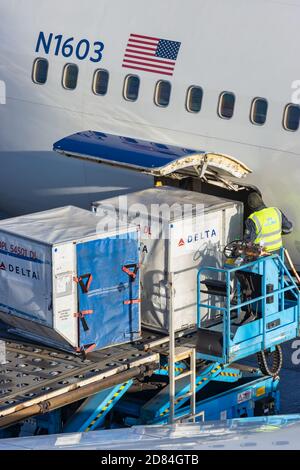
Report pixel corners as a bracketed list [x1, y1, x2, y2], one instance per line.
[281, 210, 293, 234]
[244, 218, 257, 242]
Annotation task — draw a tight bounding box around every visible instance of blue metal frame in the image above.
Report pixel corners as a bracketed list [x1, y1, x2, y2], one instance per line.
[154, 360, 187, 376]
[197, 253, 300, 363]
[63, 381, 133, 433]
[116, 360, 253, 425]
[151, 375, 279, 424]
[140, 362, 245, 423]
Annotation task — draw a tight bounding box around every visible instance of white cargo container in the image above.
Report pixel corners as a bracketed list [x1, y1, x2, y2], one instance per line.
[0, 206, 141, 352]
[92, 187, 243, 333]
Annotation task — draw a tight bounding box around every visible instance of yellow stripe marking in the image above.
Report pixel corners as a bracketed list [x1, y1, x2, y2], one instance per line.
[85, 381, 130, 432]
[160, 365, 225, 418]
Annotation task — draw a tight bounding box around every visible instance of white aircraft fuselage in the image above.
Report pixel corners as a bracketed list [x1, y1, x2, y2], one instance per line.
[1, 0, 300, 264]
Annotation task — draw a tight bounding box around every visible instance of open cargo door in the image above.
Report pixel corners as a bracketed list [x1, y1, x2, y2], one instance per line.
[53, 131, 252, 190]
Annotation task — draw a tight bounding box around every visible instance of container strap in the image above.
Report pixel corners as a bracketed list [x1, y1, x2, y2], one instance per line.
[74, 273, 93, 293]
[76, 343, 96, 355]
[74, 310, 94, 332]
[123, 299, 141, 305]
[122, 264, 140, 280]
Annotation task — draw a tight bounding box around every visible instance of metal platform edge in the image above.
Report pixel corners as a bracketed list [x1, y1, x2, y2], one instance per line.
[0, 328, 202, 429]
[0, 336, 160, 428]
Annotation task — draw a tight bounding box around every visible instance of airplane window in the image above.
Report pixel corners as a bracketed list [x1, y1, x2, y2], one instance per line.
[250, 98, 268, 125]
[123, 75, 140, 101]
[93, 69, 109, 95]
[155, 81, 172, 107]
[186, 86, 203, 113]
[32, 58, 49, 85]
[218, 92, 235, 119]
[62, 64, 79, 90]
[283, 104, 300, 132]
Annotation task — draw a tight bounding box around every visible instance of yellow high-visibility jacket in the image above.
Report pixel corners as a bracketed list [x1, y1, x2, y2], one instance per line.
[248, 207, 282, 252]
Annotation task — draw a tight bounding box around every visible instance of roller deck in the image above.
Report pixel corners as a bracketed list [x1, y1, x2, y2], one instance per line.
[0, 327, 164, 428]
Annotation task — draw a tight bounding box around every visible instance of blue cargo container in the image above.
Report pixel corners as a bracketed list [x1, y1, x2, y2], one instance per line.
[0, 206, 141, 352]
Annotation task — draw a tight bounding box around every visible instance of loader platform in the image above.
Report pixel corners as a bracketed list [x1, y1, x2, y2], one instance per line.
[0, 324, 281, 435]
[0, 327, 163, 429]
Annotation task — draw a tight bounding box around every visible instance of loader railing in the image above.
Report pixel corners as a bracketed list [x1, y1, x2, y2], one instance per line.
[197, 253, 300, 364]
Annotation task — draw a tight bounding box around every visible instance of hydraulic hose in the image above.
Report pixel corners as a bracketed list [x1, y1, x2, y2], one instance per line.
[257, 345, 283, 377]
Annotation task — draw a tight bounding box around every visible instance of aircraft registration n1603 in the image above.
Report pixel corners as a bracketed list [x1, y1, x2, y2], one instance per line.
[35, 31, 105, 63]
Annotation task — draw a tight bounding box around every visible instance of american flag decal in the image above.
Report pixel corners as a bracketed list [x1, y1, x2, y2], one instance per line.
[122, 34, 181, 76]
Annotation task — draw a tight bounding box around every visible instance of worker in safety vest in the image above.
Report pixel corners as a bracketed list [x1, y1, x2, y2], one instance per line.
[244, 192, 293, 253]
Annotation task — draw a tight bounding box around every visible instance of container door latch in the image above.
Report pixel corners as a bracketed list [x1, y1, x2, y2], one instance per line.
[74, 309, 94, 332]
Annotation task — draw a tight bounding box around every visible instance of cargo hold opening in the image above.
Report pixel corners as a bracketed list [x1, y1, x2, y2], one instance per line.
[157, 176, 260, 221]
[53, 130, 256, 221]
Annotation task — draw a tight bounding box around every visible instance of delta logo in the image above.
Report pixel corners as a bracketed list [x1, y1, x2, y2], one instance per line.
[178, 229, 217, 247]
[0, 261, 40, 280]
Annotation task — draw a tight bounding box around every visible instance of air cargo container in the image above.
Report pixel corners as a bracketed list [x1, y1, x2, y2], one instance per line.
[92, 187, 243, 333]
[0, 206, 141, 352]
